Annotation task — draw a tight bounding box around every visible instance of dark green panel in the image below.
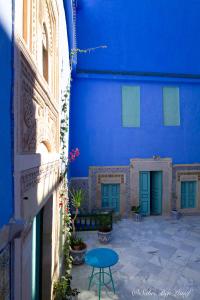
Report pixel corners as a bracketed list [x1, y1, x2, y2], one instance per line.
[122, 86, 140, 127]
[151, 171, 162, 215]
[163, 87, 180, 126]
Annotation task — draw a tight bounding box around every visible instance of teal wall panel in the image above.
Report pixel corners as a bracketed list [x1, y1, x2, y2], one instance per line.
[122, 86, 140, 127]
[163, 87, 180, 126]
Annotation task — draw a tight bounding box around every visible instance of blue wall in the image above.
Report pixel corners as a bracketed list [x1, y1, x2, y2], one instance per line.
[76, 0, 200, 76]
[0, 2, 14, 228]
[69, 77, 200, 177]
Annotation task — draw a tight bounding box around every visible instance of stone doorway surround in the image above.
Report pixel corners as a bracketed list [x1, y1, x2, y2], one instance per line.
[130, 158, 172, 215]
[174, 165, 200, 213]
[89, 166, 130, 216]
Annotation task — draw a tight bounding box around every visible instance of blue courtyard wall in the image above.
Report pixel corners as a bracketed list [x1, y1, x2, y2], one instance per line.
[76, 0, 200, 76]
[0, 1, 13, 228]
[69, 77, 200, 177]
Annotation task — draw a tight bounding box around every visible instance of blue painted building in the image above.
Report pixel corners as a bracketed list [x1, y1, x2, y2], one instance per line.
[0, 0, 13, 235]
[69, 0, 200, 216]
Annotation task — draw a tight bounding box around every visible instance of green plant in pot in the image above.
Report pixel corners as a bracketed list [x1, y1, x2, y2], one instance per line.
[131, 205, 142, 222]
[98, 213, 112, 244]
[70, 188, 87, 264]
[53, 274, 79, 300]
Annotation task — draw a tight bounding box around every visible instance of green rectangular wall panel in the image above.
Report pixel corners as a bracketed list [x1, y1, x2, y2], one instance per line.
[163, 87, 180, 126]
[122, 86, 140, 127]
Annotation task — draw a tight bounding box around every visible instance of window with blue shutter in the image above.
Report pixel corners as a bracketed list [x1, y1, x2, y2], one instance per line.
[122, 86, 140, 127]
[181, 181, 196, 209]
[163, 87, 180, 126]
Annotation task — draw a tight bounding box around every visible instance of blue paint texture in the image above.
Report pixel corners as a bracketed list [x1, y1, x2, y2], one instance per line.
[68, 1, 200, 177]
[0, 3, 14, 228]
[76, 0, 200, 75]
[69, 78, 200, 177]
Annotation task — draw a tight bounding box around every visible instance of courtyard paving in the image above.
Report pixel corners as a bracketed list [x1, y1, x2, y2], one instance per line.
[72, 216, 200, 300]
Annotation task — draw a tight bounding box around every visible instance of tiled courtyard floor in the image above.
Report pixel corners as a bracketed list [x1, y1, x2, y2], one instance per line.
[71, 216, 200, 300]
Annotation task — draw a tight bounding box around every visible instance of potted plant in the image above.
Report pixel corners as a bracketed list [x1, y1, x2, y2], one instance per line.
[70, 188, 87, 265]
[53, 274, 79, 300]
[70, 235, 87, 265]
[171, 208, 181, 220]
[131, 205, 142, 222]
[97, 213, 113, 244]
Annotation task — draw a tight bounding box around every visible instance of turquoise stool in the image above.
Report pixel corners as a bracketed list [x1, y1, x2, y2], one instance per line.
[85, 248, 119, 300]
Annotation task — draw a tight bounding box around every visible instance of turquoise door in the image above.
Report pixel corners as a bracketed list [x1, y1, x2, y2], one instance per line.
[181, 181, 196, 208]
[139, 172, 150, 216]
[32, 212, 42, 300]
[151, 171, 162, 215]
[101, 184, 120, 213]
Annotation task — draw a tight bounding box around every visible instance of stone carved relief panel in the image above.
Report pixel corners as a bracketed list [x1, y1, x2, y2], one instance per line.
[19, 52, 59, 154]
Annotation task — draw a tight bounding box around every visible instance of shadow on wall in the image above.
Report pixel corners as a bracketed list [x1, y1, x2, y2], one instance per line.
[0, 13, 61, 300]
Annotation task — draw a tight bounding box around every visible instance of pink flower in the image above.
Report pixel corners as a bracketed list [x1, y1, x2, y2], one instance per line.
[68, 148, 80, 163]
[59, 201, 63, 208]
[74, 148, 80, 157]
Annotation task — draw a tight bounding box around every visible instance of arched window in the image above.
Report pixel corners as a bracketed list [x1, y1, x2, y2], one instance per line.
[42, 23, 49, 82]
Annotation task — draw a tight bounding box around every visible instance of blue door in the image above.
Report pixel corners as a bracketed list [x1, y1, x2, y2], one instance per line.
[151, 171, 162, 215]
[139, 172, 150, 216]
[101, 184, 120, 213]
[181, 181, 196, 209]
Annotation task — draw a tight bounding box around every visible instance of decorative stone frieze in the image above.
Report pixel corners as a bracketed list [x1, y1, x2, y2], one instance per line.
[21, 160, 59, 196]
[97, 174, 125, 184]
[177, 171, 200, 181]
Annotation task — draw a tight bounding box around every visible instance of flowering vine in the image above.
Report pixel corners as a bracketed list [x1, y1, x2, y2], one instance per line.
[54, 45, 107, 297]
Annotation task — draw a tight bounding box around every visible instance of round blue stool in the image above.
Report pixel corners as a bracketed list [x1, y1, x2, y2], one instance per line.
[85, 248, 119, 299]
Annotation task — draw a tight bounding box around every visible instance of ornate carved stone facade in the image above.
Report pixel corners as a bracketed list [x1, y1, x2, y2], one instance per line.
[16, 0, 59, 154]
[18, 51, 59, 153]
[13, 1, 69, 298]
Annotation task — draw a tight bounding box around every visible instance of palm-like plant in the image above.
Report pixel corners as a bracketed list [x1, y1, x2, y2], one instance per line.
[70, 188, 84, 236]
